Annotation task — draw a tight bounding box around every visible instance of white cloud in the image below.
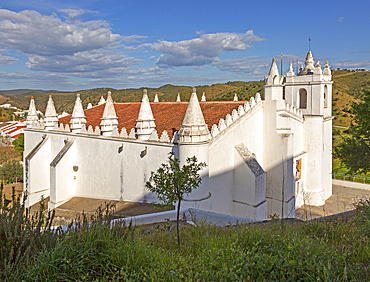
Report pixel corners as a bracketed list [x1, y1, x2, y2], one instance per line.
[0, 71, 68, 80]
[338, 17, 344, 22]
[212, 56, 270, 75]
[148, 55, 156, 61]
[0, 9, 120, 56]
[58, 9, 92, 22]
[332, 60, 370, 69]
[26, 49, 143, 74]
[123, 43, 152, 50]
[0, 71, 72, 88]
[0, 54, 18, 65]
[152, 31, 264, 68]
[121, 35, 148, 43]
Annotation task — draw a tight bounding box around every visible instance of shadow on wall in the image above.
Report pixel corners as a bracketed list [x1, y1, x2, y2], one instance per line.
[135, 155, 298, 220]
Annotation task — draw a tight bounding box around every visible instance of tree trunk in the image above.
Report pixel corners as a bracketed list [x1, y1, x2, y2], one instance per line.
[176, 198, 181, 251]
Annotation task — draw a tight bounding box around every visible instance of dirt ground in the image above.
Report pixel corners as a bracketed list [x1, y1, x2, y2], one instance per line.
[50, 197, 174, 225]
[1, 182, 23, 200]
[1, 183, 174, 225]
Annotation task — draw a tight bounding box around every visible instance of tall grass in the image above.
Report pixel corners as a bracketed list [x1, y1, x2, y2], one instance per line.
[0, 183, 55, 280]
[1, 185, 370, 281]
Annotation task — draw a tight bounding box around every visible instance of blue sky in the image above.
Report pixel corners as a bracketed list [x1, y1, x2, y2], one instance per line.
[0, 0, 368, 91]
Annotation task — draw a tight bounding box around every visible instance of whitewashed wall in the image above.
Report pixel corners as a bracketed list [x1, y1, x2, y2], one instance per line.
[323, 118, 333, 200]
[24, 129, 175, 208]
[49, 140, 77, 209]
[24, 133, 51, 207]
[207, 102, 265, 219]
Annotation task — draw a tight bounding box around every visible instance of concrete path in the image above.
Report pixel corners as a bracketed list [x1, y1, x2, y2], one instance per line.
[48, 197, 174, 225]
[5, 181, 370, 223]
[296, 184, 370, 220]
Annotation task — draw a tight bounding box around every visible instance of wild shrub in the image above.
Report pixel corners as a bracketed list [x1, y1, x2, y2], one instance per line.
[0, 184, 55, 280]
[356, 199, 370, 236]
[22, 203, 134, 281]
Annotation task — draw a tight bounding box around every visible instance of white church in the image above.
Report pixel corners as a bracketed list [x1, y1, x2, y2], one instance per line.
[23, 51, 332, 220]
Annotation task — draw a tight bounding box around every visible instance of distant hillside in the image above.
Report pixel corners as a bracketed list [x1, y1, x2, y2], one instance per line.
[3, 82, 264, 114]
[1, 69, 369, 127]
[0, 89, 59, 95]
[331, 69, 370, 127]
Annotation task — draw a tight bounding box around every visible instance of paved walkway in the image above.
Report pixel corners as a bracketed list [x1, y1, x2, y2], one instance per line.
[29, 196, 174, 225]
[4, 181, 370, 223]
[295, 184, 370, 220]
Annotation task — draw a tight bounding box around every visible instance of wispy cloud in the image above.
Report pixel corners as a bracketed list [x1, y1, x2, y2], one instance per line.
[348, 50, 370, 54]
[338, 17, 344, 22]
[152, 31, 264, 68]
[0, 71, 72, 88]
[212, 56, 270, 75]
[0, 54, 18, 65]
[26, 49, 143, 74]
[58, 9, 97, 22]
[121, 35, 148, 43]
[332, 60, 370, 69]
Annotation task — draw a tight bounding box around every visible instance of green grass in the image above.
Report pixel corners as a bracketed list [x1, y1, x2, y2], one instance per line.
[2, 187, 370, 281]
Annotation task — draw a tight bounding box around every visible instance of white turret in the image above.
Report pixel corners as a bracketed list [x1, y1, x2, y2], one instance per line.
[100, 91, 118, 136]
[323, 61, 331, 76]
[87, 103, 92, 109]
[264, 58, 284, 85]
[26, 96, 39, 128]
[98, 96, 105, 105]
[178, 87, 209, 143]
[44, 95, 58, 130]
[178, 87, 210, 210]
[287, 62, 295, 77]
[264, 58, 284, 101]
[135, 89, 156, 140]
[154, 92, 159, 102]
[233, 93, 238, 101]
[298, 64, 304, 75]
[176, 93, 181, 102]
[70, 94, 86, 133]
[201, 92, 206, 102]
[314, 60, 322, 75]
[300, 51, 315, 75]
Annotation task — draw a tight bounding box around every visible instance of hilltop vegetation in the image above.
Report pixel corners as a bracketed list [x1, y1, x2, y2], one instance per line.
[332, 69, 370, 127]
[0, 69, 369, 127]
[1, 82, 264, 114]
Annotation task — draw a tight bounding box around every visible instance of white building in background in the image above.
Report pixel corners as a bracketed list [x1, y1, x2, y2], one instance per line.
[0, 120, 26, 141]
[23, 51, 332, 220]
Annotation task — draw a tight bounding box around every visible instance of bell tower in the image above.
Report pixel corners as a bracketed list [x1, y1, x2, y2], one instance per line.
[284, 51, 333, 206]
[284, 51, 332, 118]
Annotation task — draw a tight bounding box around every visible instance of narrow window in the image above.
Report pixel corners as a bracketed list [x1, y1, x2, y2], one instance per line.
[299, 89, 307, 109]
[324, 85, 328, 108]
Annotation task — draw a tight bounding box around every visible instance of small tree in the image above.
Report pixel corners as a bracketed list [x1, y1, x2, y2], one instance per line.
[145, 152, 207, 250]
[12, 134, 24, 158]
[0, 160, 23, 184]
[335, 90, 370, 174]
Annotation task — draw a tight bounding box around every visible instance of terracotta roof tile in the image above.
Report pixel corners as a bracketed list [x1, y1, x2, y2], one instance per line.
[59, 101, 245, 139]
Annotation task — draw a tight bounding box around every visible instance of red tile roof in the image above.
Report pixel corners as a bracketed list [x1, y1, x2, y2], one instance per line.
[59, 101, 245, 139]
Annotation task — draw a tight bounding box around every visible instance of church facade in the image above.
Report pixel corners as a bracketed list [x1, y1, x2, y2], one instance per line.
[23, 51, 332, 220]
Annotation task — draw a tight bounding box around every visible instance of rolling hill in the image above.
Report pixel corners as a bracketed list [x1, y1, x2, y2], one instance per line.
[0, 69, 369, 127]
